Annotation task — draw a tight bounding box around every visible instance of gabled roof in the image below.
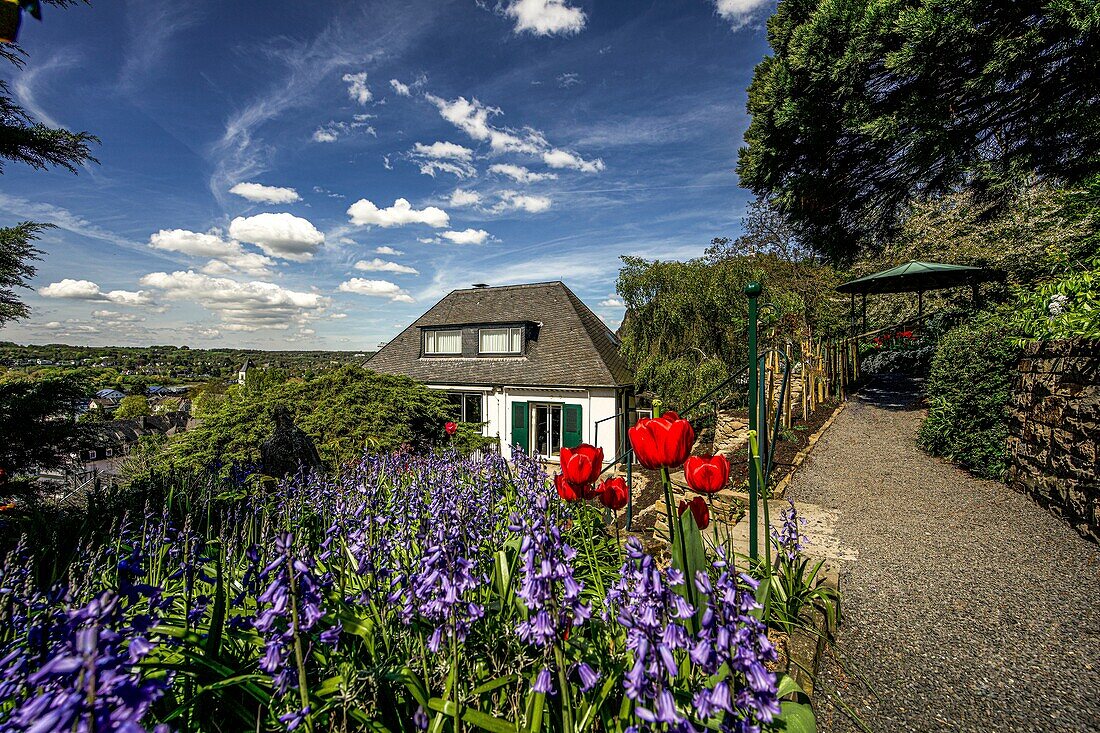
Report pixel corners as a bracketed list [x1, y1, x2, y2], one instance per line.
[367, 281, 633, 388]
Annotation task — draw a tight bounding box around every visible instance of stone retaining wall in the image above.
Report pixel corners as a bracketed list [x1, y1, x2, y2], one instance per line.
[1007, 340, 1100, 542]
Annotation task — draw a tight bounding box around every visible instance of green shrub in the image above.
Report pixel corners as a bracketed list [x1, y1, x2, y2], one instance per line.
[917, 312, 1020, 480]
[157, 366, 494, 472]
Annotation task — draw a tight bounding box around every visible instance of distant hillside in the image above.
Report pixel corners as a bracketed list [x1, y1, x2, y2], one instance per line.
[0, 342, 374, 383]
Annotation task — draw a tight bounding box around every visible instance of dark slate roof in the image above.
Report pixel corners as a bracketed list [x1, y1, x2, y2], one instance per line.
[367, 281, 633, 388]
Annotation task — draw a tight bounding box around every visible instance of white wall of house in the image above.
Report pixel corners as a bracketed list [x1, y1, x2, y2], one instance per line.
[428, 384, 622, 463]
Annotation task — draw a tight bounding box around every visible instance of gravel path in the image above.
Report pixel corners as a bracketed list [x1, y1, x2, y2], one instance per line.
[787, 375, 1100, 733]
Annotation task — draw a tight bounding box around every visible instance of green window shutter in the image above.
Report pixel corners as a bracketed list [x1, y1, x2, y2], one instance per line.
[562, 403, 583, 449]
[511, 402, 529, 454]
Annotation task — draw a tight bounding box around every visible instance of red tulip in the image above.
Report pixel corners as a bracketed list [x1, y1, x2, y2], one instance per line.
[684, 455, 730, 495]
[560, 443, 603, 486]
[628, 411, 695, 470]
[554, 473, 583, 502]
[597, 477, 629, 511]
[678, 496, 710, 530]
[444, 421, 457, 435]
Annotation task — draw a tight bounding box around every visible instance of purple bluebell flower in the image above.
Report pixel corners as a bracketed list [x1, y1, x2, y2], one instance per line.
[605, 538, 694, 729]
[533, 667, 554, 694]
[691, 556, 780, 731]
[771, 498, 808, 562]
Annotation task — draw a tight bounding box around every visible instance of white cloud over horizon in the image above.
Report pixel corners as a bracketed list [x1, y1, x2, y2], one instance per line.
[347, 197, 450, 228]
[441, 228, 491, 245]
[505, 0, 586, 36]
[39, 279, 154, 306]
[228, 213, 325, 261]
[354, 258, 419, 274]
[228, 182, 301, 204]
[338, 277, 415, 302]
[149, 228, 276, 277]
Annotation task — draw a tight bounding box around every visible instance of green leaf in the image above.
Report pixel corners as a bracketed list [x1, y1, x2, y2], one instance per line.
[777, 700, 817, 733]
[428, 698, 517, 733]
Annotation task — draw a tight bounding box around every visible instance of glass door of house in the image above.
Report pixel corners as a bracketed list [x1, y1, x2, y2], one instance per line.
[532, 404, 563, 459]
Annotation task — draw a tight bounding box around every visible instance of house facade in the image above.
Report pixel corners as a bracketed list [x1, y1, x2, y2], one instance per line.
[367, 281, 635, 464]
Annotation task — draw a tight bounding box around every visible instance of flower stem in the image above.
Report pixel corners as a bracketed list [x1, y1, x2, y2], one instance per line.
[286, 554, 314, 733]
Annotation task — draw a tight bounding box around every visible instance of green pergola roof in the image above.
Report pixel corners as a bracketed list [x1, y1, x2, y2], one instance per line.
[837, 261, 995, 295]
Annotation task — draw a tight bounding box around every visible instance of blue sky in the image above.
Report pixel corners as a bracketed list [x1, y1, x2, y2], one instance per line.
[1, 0, 774, 350]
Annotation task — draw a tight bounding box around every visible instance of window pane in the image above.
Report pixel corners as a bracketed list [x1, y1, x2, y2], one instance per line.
[425, 330, 461, 354]
[480, 328, 521, 353]
[464, 393, 482, 423]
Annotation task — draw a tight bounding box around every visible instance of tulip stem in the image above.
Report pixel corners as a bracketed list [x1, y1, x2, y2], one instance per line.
[662, 467, 698, 629]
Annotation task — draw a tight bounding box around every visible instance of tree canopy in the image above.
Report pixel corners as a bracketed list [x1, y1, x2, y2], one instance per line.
[157, 367, 488, 473]
[0, 375, 88, 477]
[737, 0, 1100, 260]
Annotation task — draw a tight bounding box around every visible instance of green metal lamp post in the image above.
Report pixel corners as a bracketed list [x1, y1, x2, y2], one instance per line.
[745, 281, 762, 561]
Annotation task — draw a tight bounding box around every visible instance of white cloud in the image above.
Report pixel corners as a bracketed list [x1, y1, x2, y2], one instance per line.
[330, 312, 348, 319]
[557, 72, 581, 88]
[228, 213, 325, 261]
[338, 278, 414, 303]
[713, 0, 773, 29]
[543, 148, 605, 172]
[495, 191, 552, 213]
[506, 0, 586, 36]
[425, 94, 544, 154]
[140, 270, 330, 331]
[149, 228, 275, 276]
[418, 237, 440, 244]
[488, 163, 557, 184]
[375, 245, 404, 255]
[449, 189, 482, 207]
[39, 279, 153, 306]
[347, 198, 449, 228]
[311, 118, 376, 144]
[354, 258, 419, 275]
[441, 228, 491, 245]
[43, 321, 63, 330]
[390, 78, 411, 97]
[342, 71, 372, 105]
[600, 296, 625, 307]
[312, 127, 339, 143]
[410, 144, 477, 178]
[412, 141, 473, 161]
[229, 182, 301, 204]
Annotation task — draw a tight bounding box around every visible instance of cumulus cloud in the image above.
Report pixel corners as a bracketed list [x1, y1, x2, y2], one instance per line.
[506, 0, 586, 36]
[449, 189, 482, 207]
[425, 94, 544, 155]
[375, 245, 403, 255]
[425, 92, 604, 174]
[228, 213, 324, 261]
[140, 270, 330, 331]
[338, 278, 414, 302]
[542, 148, 605, 172]
[412, 141, 473, 161]
[312, 127, 339, 143]
[149, 228, 275, 276]
[342, 71, 372, 104]
[712, 0, 773, 29]
[495, 191, 552, 213]
[410, 141, 476, 178]
[347, 198, 449, 228]
[390, 78, 411, 96]
[488, 163, 557, 184]
[312, 118, 375, 143]
[39, 279, 153, 305]
[354, 258, 419, 274]
[229, 182, 301, 204]
[600, 296, 625, 307]
[441, 228, 491, 245]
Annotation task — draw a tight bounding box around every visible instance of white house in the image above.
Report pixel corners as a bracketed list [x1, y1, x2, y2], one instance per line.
[367, 281, 636, 464]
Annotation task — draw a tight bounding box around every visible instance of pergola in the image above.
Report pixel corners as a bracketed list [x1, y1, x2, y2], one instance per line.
[836, 260, 998, 333]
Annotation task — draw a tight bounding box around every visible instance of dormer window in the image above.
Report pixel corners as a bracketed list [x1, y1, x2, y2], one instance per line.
[479, 326, 523, 354]
[423, 329, 461, 355]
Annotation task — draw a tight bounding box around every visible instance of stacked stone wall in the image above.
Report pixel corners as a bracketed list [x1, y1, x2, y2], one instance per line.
[1007, 340, 1100, 542]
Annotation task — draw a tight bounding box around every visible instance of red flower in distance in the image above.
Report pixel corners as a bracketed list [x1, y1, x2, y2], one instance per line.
[444, 421, 457, 435]
[678, 496, 710, 530]
[628, 411, 695, 470]
[684, 455, 730, 495]
[597, 477, 629, 511]
[560, 443, 603, 486]
[554, 473, 583, 502]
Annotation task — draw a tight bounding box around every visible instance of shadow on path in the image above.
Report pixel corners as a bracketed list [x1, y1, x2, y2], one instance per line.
[787, 375, 1100, 733]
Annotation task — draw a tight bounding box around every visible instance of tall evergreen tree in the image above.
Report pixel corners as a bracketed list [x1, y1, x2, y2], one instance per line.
[737, 0, 1100, 260]
[0, 0, 98, 327]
